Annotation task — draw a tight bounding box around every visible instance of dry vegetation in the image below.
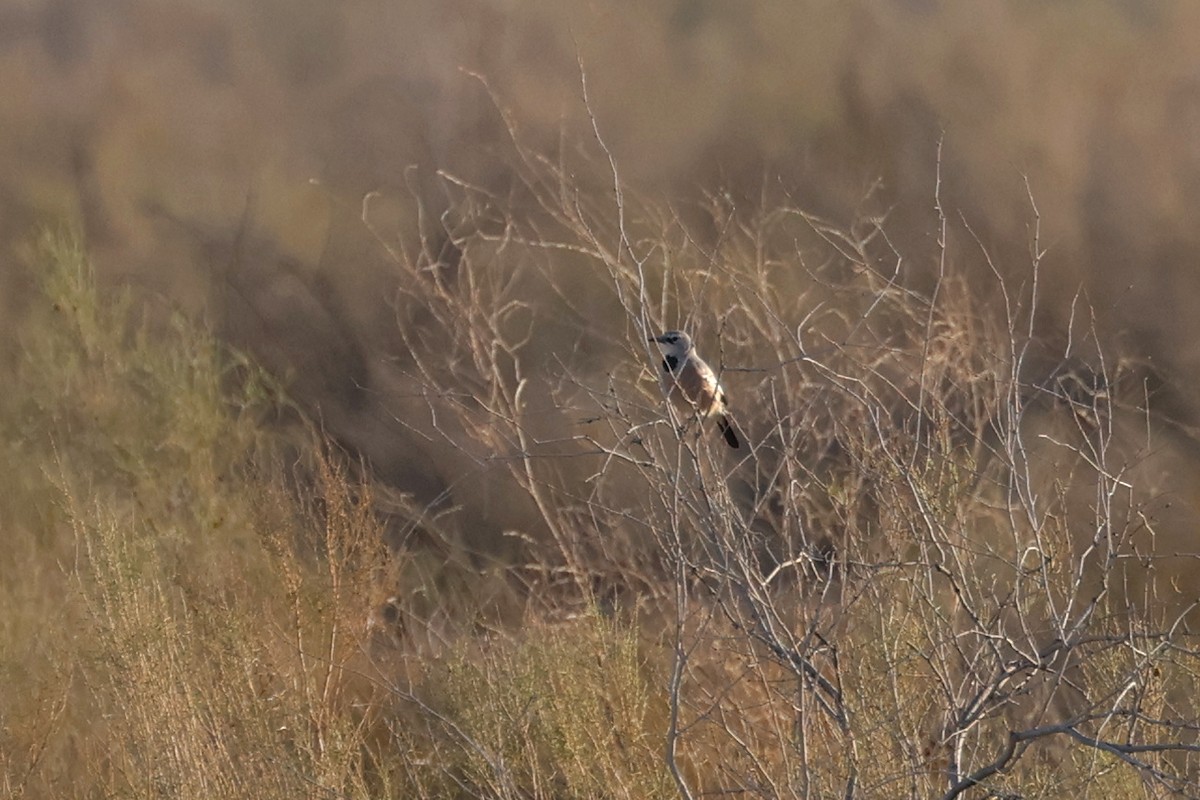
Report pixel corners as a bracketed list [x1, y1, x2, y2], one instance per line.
[3, 110, 1200, 800]
[6, 2, 1200, 798]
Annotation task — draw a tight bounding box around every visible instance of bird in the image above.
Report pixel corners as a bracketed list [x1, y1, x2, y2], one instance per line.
[649, 330, 741, 449]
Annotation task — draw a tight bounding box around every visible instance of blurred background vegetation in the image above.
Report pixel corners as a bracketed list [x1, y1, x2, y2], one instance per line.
[5, 0, 1200, 512]
[5, 0, 1200, 414]
[5, 1, 1200, 796]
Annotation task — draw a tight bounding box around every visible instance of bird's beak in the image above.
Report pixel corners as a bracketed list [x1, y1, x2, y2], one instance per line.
[648, 334, 661, 343]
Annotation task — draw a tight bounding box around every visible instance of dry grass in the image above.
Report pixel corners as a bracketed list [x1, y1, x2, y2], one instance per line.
[3, 124, 1200, 800]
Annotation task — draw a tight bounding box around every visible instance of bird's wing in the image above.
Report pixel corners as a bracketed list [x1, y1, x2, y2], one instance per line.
[676, 357, 721, 415]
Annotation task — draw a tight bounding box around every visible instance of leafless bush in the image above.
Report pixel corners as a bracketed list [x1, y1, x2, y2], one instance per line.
[359, 91, 1200, 798]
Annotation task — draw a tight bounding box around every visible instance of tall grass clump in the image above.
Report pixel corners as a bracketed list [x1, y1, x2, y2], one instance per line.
[0, 231, 399, 797]
[395, 611, 672, 798]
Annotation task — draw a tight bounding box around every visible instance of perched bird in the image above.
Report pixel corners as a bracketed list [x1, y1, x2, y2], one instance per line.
[650, 330, 741, 449]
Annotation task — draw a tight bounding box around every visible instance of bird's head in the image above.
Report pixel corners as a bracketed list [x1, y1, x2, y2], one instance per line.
[649, 330, 694, 357]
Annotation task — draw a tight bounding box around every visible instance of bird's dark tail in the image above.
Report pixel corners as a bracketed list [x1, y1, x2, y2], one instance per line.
[717, 417, 741, 449]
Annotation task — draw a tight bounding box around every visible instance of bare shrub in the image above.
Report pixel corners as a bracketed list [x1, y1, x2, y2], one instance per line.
[357, 100, 1200, 798]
